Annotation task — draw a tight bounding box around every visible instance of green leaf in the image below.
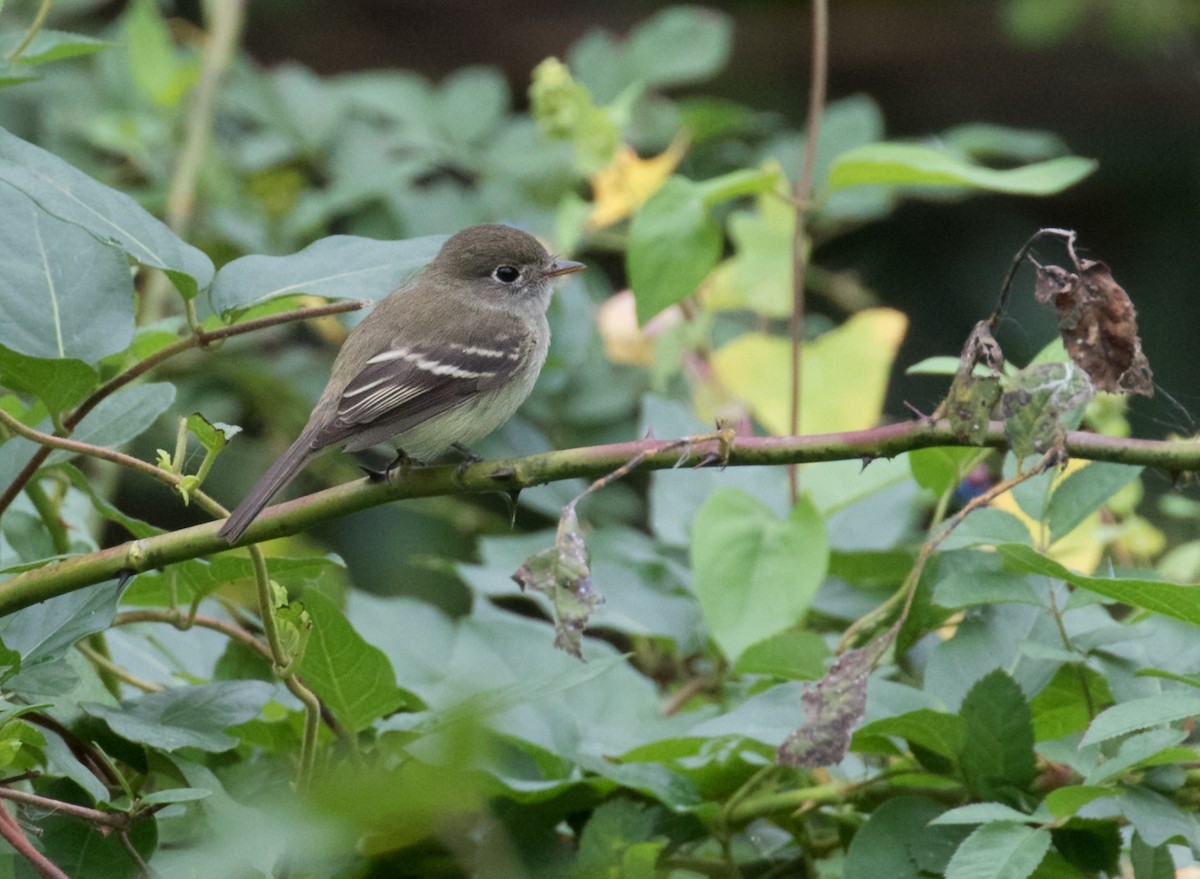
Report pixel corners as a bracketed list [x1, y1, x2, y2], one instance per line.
[908, 355, 964, 375]
[1118, 784, 1200, 849]
[186, 412, 240, 455]
[933, 550, 1044, 609]
[733, 630, 830, 680]
[1051, 819, 1122, 874]
[139, 787, 213, 805]
[627, 175, 721, 323]
[124, 554, 344, 606]
[124, 0, 198, 107]
[625, 6, 732, 89]
[575, 799, 660, 878]
[1046, 462, 1142, 542]
[1043, 785, 1116, 818]
[959, 669, 1036, 801]
[0, 348, 98, 413]
[909, 446, 982, 497]
[829, 142, 1096, 195]
[209, 233, 445, 314]
[691, 489, 828, 661]
[436, 65, 509, 144]
[1080, 692, 1200, 747]
[704, 190, 794, 316]
[39, 782, 157, 879]
[998, 543, 1200, 627]
[938, 509, 1034, 551]
[1084, 728, 1190, 785]
[393, 653, 628, 740]
[855, 708, 966, 761]
[844, 796, 947, 879]
[0, 61, 39, 87]
[47, 382, 176, 466]
[84, 680, 276, 752]
[1029, 663, 1113, 741]
[2, 29, 111, 65]
[0, 186, 135, 361]
[1130, 832, 1176, 879]
[0, 127, 214, 298]
[945, 823, 1051, 879]
[942, 124, 1071, 164]
[932, 803, 1038, 825]
[299, 590, 413, 732]
[0, 585, 118, 669]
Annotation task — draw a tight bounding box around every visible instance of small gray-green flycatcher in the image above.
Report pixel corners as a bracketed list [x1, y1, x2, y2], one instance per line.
[218, 224, 584, 543]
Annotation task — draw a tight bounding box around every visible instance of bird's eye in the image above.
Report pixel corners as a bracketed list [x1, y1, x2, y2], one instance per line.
[492, 265, 520, 284]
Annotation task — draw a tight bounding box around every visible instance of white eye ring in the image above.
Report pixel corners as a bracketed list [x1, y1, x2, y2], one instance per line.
[492, 265, 520, 284]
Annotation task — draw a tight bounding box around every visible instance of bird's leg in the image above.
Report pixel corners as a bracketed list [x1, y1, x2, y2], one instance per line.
[360, 449, 421, 481]
[451, 442, 484, 481]
[451, 442, 483, 464]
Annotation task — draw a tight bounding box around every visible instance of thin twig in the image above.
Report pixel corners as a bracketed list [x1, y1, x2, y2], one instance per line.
[788, 0, 830, 505]
[0, 786, 130, 830]
[24, 479, 71, 555]
[75, 644, 164, 693]
[663, 673, 715, 716]
[5, 0, 52, 63]
[991, 227, 1077, 326]
[114, 610, 274, 660]
[119, 829, 156, 879]
[0, 408, 173, 487]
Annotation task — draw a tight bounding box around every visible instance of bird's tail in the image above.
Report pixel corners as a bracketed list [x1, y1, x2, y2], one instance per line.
[218, 432, 318, 544]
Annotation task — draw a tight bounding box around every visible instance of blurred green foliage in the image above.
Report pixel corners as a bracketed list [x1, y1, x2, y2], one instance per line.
[0, 3, 1197, 878]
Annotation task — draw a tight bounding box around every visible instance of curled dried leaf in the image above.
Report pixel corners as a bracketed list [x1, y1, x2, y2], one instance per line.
[513, 506, 604, 660]
[939, 321, 1005, 444]
[1034, 258, 1153, 396]
[778, 626, 897, 768]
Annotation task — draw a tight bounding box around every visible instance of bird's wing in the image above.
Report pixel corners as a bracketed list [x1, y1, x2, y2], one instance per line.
[310, 332, 529, 450]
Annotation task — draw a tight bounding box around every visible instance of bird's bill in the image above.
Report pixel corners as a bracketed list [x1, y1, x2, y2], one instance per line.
[544, 258, 586, 278]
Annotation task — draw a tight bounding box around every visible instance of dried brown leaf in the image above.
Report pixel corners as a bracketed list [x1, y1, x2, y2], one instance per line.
[513, 506, 604, 659]
[777, 625, 897, 768]
[1035, 259, 1153, 396]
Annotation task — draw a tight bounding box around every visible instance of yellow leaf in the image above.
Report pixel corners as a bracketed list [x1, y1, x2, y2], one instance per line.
[586, 138, 688, 230]
[710, 308, 908, 435]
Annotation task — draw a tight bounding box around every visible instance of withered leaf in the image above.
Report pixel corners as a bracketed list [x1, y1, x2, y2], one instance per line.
[1001, 361, 1093, 463]
[1034, 259, 1153, 396]
[513, 505, 604, 659]
[940, 321, 1005, 444]
[777, 625, 897, 768]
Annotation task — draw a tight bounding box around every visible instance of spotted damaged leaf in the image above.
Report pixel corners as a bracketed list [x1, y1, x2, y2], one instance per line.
[778, 624, 897, 767]
[513, 505, 604, 659]
[1001, 361, 1093, 462]
[1034, 259, 1153, 396]
[941, 321, 1004, 444]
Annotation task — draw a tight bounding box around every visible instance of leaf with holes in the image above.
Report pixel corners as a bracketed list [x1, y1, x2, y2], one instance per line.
[1000, 361, 1093, 462]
